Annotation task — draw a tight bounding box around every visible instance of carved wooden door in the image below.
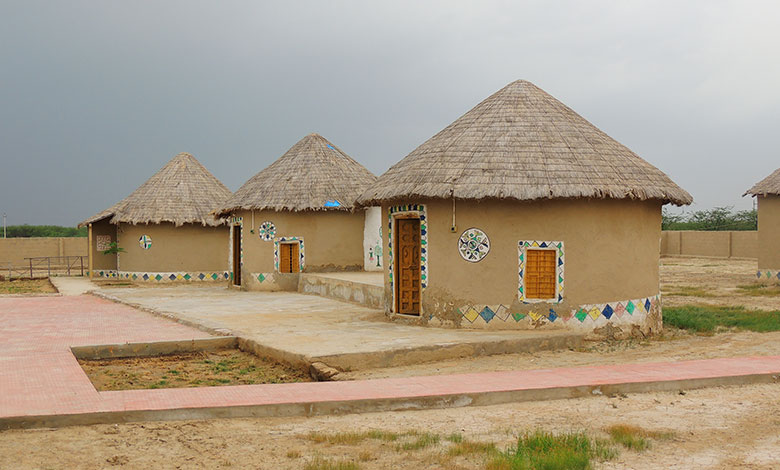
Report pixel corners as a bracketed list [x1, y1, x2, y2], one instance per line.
[395, 218, 421, 315]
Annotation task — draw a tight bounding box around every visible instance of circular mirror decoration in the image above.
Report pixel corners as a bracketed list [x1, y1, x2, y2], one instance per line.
[258, 221, 276, 241]
[458, 228, 490, 262]
[139, 234, 152, 250]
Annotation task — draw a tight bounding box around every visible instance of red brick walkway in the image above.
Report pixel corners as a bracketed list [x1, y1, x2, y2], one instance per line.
[2, 295, 780, 428]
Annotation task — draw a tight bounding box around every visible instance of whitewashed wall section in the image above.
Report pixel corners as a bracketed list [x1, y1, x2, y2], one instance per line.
[363, 207, 383, 272]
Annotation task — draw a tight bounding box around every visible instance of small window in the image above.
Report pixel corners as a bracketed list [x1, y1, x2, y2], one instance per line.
[525, 249, 557, 299]
[279, 242, 300, 273]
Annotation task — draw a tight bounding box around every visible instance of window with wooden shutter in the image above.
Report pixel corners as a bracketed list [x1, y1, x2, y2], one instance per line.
[525, 249, 556, 299]
[279, 243, 300, 273]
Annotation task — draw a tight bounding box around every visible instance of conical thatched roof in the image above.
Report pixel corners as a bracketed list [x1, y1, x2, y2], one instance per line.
[744, 168, 780, 196]
[79, 153, 232, 227]
[216, 133, 377, 214]
[358, 80, 692, 206]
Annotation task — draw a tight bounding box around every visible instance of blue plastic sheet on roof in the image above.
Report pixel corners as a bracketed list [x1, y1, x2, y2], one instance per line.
[326, 144, 335, 150]
[324, 200, 341, 208]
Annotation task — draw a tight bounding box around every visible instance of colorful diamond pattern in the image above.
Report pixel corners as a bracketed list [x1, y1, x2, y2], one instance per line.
[495, 304, 509, 321]
[463, 306, 480, 323]
[588, 307, 601, 320]
[479, 306, 495, 323]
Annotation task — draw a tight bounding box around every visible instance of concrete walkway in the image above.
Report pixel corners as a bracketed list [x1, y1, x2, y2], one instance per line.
[96, 286, 582, 370]
[2, 294, 779, 430]
[49, 277, 97, 296]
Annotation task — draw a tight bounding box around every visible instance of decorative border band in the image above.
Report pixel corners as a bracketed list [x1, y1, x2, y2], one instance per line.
[91, 270, 230, 281]
[457, 294, 660, 327]
[757, 270, 780, 281]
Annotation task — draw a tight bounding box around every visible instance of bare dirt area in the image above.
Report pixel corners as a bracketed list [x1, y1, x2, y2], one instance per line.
[79, 350, 311, 391]
[660, 256, 780, 310]
[1, 383, 778, 470]
[0, 278, 57, 294]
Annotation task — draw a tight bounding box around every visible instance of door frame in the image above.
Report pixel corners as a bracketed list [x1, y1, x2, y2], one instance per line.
[232, 223, 242, 286]
[392, 213, 422, 315]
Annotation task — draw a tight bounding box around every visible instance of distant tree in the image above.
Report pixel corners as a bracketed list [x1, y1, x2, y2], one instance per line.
[3, 225, 87, 237]
[662, 206, 757, 231]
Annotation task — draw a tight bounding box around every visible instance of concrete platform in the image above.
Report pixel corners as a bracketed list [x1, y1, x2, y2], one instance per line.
[95, 286, 583, 371]
[299, 272, 384, 309]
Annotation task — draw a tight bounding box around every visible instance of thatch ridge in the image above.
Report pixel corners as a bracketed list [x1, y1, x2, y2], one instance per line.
[79, 153, 232, 227]
[745, 168, 780, 196]
[358, 80, 692, 206]
[215, 133, 377, 214]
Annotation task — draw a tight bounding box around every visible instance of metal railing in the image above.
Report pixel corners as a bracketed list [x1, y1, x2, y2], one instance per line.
[1, 256, 86, 279]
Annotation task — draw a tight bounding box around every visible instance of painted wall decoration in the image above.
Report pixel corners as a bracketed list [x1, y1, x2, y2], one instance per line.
[96, 235, 112, 252]
[273, 236, 305, 272]
[458, 228, 490, 262]
[92, 270, 229, 281]
[258, 221, 276, 241]
[456, 294, 660, 327]
[363, 207, 383, 271]
[388, 204, 428, 311]
[757, 270, 780, 281]
[138, 235, 152, 250]
[518, 240, 564, 303]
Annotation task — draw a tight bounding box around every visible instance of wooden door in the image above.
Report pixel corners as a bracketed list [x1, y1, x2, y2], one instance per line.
[394, 218, 421, 315]
[279, 243, 299, 273]
[232, 225, 241, 286]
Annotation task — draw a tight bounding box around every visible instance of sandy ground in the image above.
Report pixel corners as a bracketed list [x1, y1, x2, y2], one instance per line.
[660, 256, 780, 310]
[1, 383, 778, 470]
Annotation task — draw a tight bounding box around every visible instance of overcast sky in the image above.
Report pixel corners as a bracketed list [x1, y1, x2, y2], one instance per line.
[1, 1, 778, 226]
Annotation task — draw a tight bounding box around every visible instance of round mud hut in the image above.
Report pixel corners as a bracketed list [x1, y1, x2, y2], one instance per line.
[358, 80, 692, 337]
[80, 152, 232, 282]
[215, 133, 378, 290]
[745, 168, 780, 284]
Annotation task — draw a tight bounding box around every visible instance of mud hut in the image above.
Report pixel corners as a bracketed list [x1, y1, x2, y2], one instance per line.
[215, 133, 378, 290]
[358, 80, 692, 336]
[80, 152, 232, 281]
[745, 168, 780, 284]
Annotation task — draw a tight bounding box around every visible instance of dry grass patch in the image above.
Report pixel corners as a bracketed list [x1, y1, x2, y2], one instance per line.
[605, 424, 675, 451]
[448, 439, 498, 456]
[0, 278, 57, 294]
[303, 457, 361, 470]
[79, 350, 311, 390]
[736, 283, 780, 297]
[662, 285, 719, 298]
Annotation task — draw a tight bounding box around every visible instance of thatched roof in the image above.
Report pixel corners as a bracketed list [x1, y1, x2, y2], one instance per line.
[79, 153, 232, 227]
[744, 168, 780, 196]
[358, 80, 692, 206]
[216, 133, 376, 214]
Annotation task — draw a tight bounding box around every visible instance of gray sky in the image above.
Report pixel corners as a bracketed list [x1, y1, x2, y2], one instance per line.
[1, 0, 778, 225]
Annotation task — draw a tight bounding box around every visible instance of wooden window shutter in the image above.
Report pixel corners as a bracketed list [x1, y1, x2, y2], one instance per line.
[525, 249, 556, 299]
[279, 243, 299, 273]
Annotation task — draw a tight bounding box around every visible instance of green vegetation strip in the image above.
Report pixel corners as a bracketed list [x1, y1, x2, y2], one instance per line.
[664, 305, 780, 333]
[302, 425, 676, 470]
[1, 225, 86, 237]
